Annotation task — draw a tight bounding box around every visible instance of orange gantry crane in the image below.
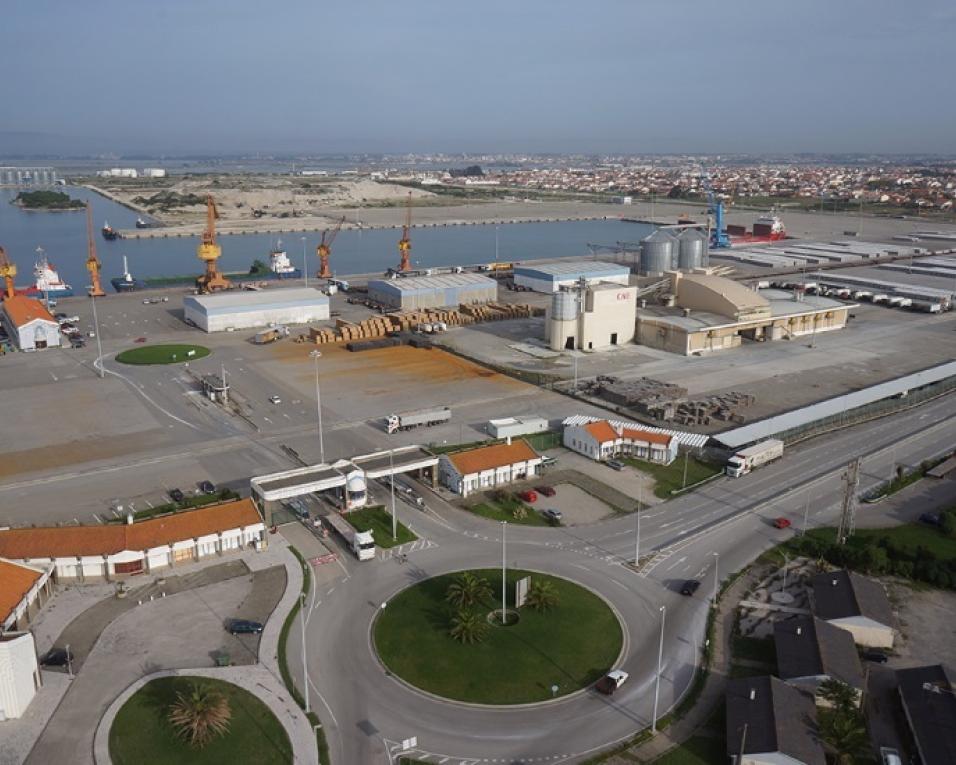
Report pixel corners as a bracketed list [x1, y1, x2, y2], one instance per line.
[317, 216, 346, 279]
[195, 195, 231, 293]
[397, 191, 412, 272]
[85, 204, 106, 297]
[0, 246, 16, 299]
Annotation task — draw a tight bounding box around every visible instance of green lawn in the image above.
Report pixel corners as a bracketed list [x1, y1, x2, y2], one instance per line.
[792, 524, 956, 560]
[109, 677, 292, 765]
[624, 455, 722, 499]
[116, 344, 211, 365]
[467, 495, 550, 527]
[374, 569, 622, 704]
[108, 491, 240, 523]
[653, 734, 726, 765]
[347, 505, 417, 549]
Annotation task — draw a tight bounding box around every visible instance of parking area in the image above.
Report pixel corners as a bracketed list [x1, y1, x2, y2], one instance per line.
[536, 482, 615, 525]
[541, 448, 661, 506]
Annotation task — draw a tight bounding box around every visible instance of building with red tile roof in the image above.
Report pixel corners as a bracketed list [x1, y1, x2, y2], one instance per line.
[0, 559, 53, 633]
[564, 419, 678, 465]
[0, 296, 60, 351]
[439, 439, 542, 497]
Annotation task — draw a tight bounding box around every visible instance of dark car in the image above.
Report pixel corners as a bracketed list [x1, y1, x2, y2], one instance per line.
[535, 485, 557, 497]
[41, 647, 73, 667]
[919, 513, 942, 527]
[862, 649, 889, 664]
[542, 508, 563, 524]
[199, 480, 216, 495]
[680, 579, 701, 596]
[169, 488, 185, 503]
[228, 619, 264, 635]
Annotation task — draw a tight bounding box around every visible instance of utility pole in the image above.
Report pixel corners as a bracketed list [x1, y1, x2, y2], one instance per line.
[652, 605, 666, 733]
[299, 591, 310, 713]
[836, 458, 861, 545]
[682, 451, 690, 490]
[310, 350, 325, 462]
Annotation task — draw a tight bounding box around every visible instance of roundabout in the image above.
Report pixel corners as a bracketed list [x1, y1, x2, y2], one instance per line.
[372, 568, 624, 704]
[115, 343, 211, 365]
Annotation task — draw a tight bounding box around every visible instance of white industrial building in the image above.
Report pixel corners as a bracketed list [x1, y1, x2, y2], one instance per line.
[439, 439, 542, 497]
[486, 416, 549, 439]
[513, 261, 630, 293]
[563, 419, 678, 465]
[367, 273, 498, 311]
[183, 288, 330, 332]
[546, 283, 637, 351]
[142, 168, 167, 178]
[0, 632, 40, 720]
[0, 296, 61, 351]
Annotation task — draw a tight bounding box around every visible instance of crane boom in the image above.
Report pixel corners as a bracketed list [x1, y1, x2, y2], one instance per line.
[317, 216, 346, 279]
[86, 203, 106, 297]
[0, 246, 16, 300]
[397, 191, 412, 272]
[195, 194, 230, 292]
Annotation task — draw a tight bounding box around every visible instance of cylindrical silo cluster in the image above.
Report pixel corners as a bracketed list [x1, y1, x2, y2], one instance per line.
[640, 229, 679, 276]
[551, 289, 579, 321]
[677, 228, 707, 271]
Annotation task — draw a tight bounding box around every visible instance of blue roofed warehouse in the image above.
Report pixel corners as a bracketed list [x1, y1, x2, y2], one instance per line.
[513, 260, 630, 293]
[183, 287, 330, 332]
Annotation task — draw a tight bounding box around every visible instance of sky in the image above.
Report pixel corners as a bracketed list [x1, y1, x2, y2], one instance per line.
[3, 0, 955, 156]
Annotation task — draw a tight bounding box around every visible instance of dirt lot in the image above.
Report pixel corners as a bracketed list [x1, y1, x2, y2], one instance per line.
[890, 582, 956, 668]
[544, 482, 615, 525]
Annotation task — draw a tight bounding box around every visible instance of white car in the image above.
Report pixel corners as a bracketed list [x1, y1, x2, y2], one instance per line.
[596, 669, 629, 695]
[268, 395, 281, 404]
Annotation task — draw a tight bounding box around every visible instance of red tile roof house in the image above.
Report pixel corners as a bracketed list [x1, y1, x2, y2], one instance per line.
[563, 420, 678, 465]
[439, 439, 542, 497]
[0, 559, 54, 633]
[0, 499, 265, 583]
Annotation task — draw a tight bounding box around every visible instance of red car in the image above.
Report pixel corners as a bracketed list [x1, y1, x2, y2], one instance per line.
[517, 490, 538, 503]
[134, 337, 147, 343]
[535, 485, 556, 497]
[773, 517, 792, 529]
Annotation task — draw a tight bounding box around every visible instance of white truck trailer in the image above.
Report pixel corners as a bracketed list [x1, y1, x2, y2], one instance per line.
[386, 406, 452, 434]
[323, 512, 375, 561]
[725, 439, 785, 478]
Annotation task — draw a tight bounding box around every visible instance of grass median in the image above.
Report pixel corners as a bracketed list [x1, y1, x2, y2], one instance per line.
[116, 344, 211, 365]
[347, 505, 417, 549]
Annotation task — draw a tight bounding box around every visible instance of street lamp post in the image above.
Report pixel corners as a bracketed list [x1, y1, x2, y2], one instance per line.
[299, 591, 310, 713]
[390, 448, 397, 541]
[91, 294, 104, 378]
[634, 483, 643, 566]
[652, 605, 666, 733]
[803, 491, 811, 535]
[712, 552, 719, 603]
[501, 521, 508, 623]
[301, 236, 308, 287]
[309, 350, 325, 462]
[494, 224, 499, 265]
[781, 552, 790, 592]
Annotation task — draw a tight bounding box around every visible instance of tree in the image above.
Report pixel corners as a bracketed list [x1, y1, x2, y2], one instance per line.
[445, 572, 492, 610]
[248, 258, 269, 275]
[449, 609, 488, 644]
[818, 708, 869, 764]
[819, 679, 858, 710]
[524, 580, 560, 613]
[167, 682, 231, 749]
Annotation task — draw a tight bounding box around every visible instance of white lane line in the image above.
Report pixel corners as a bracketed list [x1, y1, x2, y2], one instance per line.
[306, 676, 339, 727]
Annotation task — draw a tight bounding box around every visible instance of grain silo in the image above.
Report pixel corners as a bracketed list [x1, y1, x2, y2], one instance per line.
[640, 229, 678, 276]
[677, 228, 706, 271]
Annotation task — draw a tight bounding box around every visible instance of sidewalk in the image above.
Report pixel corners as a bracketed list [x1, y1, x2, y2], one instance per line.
[607, 568, 762, 764]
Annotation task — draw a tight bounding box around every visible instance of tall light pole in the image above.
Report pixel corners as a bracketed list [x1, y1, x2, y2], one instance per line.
[301, 236, 308, 287]
[803, 491, 811, 535]
[91, 294, 104, 378]
[494, 224, 499, 266]
[501, 521, 508, 623]
[634, 483, 643, 566]
[652, 605, 666, 733]
[389, 448, 397, 541]
[681, 450, 690, 490]
[712, 552, 719, 603]
[309, 350, 325, 462]
[781, 552, 790, 592]
[299, 591, 310, 713]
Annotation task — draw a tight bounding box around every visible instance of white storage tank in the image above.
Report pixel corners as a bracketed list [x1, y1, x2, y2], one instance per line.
[641, 230, 678, 275]
[677, 229, 706, 271]
[551, 289, 579, 320]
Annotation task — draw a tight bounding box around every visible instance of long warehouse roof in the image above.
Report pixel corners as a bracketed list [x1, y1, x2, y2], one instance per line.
[715, 360, 956, 449]
[184, 288, 329, 312]
[514, 260, 629, 279]
[369, 273, 497, 293]
[562, 415, 709, 448]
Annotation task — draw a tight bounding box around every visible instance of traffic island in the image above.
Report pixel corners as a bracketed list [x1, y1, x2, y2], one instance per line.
[115, 344, 211, 365]
[373, 568, 623, 704]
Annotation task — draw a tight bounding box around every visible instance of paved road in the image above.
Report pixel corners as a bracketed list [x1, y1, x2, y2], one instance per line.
[287, 392, 956, 764]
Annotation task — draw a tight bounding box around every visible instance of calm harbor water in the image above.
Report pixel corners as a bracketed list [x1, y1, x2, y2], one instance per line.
[0, 187, 653, 290]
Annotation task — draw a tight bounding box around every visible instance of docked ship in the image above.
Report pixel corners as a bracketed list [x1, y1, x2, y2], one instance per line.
[264, 241, 301, 279]
[23, 254, 74, 298]
[101, 220, 119, 240]
[111, 256, 146, 293]
[727, 214, 787, 245]
[135, 217, 149, 229]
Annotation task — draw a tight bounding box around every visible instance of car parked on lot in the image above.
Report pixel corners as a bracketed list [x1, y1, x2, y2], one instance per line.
[169, 488, 185, 503]
[919, 512, 942, 527]
[268, 395, 281, 404]
[228, 619, 264, 635]
[773, 517, 792, 529]
[517, 489, 538, 503]
[862, 649, 889, 664]
[40, 647, 73, 667]
[680, 579, 701, 596]
[606, 459, 625, 471]
[535, 485, 556, 497]
[542, 508, 562, 524]
[595, 669, 628, 695]
[199, 480, 216, 495]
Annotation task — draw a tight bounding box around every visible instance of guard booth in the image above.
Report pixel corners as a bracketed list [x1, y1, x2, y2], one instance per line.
[250, 446, 439, 527]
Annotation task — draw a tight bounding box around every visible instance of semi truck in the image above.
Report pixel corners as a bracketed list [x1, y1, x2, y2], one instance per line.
[725, 439, 785, 478]
[254, 325, 289, 344]
[323, 512, 375, 561]
[386, 406, 452, 434]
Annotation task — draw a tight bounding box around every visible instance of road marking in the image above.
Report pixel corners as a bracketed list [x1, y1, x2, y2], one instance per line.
[665, 556, 688, 571]
[609, 578, 630, 590]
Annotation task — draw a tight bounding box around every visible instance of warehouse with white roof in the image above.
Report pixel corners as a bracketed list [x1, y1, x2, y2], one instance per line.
[183, 288, 330, 332]
[513, 261, 630, 293]
[367, 273, 498, 311]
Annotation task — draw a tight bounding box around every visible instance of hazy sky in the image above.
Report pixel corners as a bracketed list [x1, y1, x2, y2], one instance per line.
[3, 0, 955, 155]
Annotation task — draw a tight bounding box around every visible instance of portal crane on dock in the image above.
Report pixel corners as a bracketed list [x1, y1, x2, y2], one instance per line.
[0, 247, 16, 300]
[195, 195, 231, 293]
[397, 191, 412, 272]
[85, 204, 106, 297]
[317, 216, 346, 279]
[702, 171, 731, 248]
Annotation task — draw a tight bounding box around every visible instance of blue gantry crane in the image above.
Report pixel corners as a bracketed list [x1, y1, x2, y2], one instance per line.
[702, 172, 731, 249]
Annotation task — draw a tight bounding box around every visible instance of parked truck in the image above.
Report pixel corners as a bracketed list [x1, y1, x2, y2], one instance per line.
[725, 439, 785, 478]
[323, 512, 375, 561]
[386, 406, 452, 434]
[254, 325, 289, 344]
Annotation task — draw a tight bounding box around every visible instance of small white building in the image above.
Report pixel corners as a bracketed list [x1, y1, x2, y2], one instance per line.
[810, 570, 896, 648]
[183, 288, 330, 333]
[0, 500, 265, 582]
[439, 439, 542, 497]
[0, 296, 61, 351]
[0, 631, 40, 720]
[0, 559, 54, 633]
[486, 416, 549, 439]
[142, 168, 167, 178]
[563, 419, 678, 465]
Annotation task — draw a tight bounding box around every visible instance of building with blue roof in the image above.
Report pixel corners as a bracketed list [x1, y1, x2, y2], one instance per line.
[513, 260, 630, 293]
[183, 287, 330, 332]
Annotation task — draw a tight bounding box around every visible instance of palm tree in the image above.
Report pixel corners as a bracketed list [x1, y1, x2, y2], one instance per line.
[449, 609, 489, 644]
[818, 707, 869, 765]
[167, 682, 232, 749]
[445, 572, 492, 610]
[524, 580, 560, 612]
[819, 678, 858, 711]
